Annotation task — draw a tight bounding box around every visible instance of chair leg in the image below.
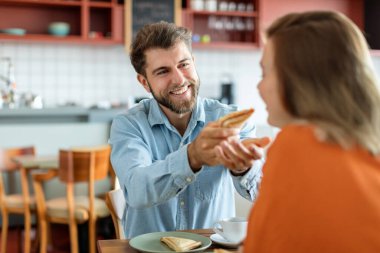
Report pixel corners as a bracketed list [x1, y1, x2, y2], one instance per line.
[69, 222, 79, 253]
[1, 211, 8, 253]
[32, 218, 40, 253]
[38, 218, 48, 253]
[24, 211, 31, 253]
[89, 218, 96, 253]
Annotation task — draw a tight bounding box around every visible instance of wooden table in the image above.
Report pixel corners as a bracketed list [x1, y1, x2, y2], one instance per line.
[12, 154, 58, 169]
[97, 229, 239, 253]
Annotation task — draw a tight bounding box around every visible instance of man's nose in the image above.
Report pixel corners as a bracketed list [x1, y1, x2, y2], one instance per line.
[172, 68, 186, 85]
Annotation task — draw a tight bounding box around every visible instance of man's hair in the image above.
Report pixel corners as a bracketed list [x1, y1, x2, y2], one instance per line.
[266, 11, 380, 154]
[130, 21, 192, 76]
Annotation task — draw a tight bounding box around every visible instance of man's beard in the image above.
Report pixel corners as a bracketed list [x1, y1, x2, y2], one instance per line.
[148, 79, 200, 114]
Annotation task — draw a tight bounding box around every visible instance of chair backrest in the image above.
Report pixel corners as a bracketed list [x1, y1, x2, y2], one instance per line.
[105, 188, 126, 239]
[58, 145, 110, 183]
[0, 146, 35, 171]
[0, 146, 35, 197]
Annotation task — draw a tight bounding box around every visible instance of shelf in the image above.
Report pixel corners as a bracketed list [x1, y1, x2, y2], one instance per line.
[192, 41, 259, 50]
[0, 0, 82, 7]
[183, 0, 258, 49]
[0, 0, 124, 44]
[0, 33, 119, 44]
[88, 2, 113, 8]
[188, 10, 258, 18]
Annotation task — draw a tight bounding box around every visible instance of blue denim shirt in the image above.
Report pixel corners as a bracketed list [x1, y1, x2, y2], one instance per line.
[109, 97, 263, 238]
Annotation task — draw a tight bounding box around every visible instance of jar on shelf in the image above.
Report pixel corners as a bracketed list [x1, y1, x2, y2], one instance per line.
[191, 0, 204, 10]
[205, 0, 217, 11]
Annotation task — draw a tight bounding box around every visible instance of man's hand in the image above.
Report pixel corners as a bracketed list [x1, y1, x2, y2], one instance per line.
[214, 137, 271, 175]
[188, 122, 240, 172]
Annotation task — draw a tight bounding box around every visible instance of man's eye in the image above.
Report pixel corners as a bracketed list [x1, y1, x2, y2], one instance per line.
[157, 70, 168, 75]
[180, 63, 190, 68]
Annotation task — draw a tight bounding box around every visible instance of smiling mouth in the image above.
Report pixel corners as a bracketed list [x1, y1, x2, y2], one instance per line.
[170, 85, 191, 95]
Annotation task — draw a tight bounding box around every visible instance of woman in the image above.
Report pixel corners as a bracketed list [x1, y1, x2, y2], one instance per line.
[243, 11, 380, 253]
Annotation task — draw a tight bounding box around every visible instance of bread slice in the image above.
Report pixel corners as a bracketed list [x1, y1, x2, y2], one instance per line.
[160, 236, 202, 252]
[218, 108, 254, 128]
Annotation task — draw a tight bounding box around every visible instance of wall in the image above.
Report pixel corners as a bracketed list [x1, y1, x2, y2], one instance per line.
[0, 42, 273, 129]
[2, 41, 380, 132]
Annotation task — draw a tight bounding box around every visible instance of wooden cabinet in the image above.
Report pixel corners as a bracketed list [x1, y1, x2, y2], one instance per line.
[182, 0, 259, 49]
[0, 0, 124, 44]
[182, 0, 365, 50]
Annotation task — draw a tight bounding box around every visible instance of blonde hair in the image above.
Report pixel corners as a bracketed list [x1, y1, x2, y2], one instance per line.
[266, 11, 380, 155]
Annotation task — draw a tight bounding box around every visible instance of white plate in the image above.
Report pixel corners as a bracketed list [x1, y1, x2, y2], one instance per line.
[210, 233, 240, 248]
[129, 231, 212, 253]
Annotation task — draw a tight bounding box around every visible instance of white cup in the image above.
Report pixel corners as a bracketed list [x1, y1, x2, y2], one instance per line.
[213, 217, 247, 243]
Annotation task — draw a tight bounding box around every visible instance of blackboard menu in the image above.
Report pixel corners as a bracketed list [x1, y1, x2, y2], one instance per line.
[131, 0, 176, 40]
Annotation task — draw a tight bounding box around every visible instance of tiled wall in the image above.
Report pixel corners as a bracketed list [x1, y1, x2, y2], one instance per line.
[1, 42, 380, 128]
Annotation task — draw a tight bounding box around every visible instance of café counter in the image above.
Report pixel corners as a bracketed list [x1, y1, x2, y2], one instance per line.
[0, 107, 126, 124]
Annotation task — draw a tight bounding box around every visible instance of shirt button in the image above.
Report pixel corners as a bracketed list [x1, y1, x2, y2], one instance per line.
[181, 201, 185, 206]
[186, 177, 192, 183]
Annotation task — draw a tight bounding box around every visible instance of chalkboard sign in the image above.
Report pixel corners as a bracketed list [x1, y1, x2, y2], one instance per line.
[125, 0, 181, 49]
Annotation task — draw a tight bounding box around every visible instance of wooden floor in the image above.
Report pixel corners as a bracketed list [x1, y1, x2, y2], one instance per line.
[0, 217, 115, 253]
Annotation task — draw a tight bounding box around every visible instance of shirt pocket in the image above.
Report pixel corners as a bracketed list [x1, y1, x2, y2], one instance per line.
[195, 166, 224, 201]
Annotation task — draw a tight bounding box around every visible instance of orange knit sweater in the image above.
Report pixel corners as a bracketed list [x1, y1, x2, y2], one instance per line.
[244, 124, 380, 253]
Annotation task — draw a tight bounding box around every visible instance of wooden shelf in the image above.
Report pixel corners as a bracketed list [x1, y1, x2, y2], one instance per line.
[192, 41, 259, 50]
[0, 0, 124, 44]
[183, 0, 259, 50]
[189, 10, 258, 18]
[0, 33, 119, 44]
[0, 0, 82, 7]
[88, 2, 113, 8]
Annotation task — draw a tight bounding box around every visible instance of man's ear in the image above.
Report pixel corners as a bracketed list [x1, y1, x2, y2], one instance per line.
[137, 74, 151, 93]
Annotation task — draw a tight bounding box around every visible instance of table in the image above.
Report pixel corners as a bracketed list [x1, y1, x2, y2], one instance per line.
[12, 154, 58, 169]
[97, 229, 239, 253]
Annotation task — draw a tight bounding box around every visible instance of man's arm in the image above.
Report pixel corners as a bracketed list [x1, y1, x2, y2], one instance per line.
[110, 115, 196, 208]
[109, 115, 241, 208]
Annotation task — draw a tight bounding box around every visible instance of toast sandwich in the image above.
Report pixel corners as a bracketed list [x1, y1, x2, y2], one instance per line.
[160, 236, 202, 252]
[218, 108, 254, 128]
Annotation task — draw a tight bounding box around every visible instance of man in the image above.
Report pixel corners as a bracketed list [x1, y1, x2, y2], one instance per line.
[109, 21, 264, 238]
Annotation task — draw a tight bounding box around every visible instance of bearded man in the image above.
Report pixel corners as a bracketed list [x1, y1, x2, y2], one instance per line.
[109, 21, 264, 238]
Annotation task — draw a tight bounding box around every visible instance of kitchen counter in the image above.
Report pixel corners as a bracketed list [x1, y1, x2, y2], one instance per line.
[0, 107, 127, 124]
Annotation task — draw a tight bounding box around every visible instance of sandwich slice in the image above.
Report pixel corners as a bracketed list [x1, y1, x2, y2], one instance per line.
[218, 108, 254, 128]
[160, 236, 202, 252]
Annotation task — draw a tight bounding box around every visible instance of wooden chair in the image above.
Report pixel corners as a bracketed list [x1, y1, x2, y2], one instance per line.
[32, 145, 111, 253]
[0, 146, 36, 253]
[105, 188, 126, 239]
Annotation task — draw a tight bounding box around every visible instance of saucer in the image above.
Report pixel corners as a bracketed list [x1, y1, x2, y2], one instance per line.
[210, 233, 240, 248]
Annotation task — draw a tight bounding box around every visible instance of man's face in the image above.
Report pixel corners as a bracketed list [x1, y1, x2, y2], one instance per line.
[138, 41, 199, 114]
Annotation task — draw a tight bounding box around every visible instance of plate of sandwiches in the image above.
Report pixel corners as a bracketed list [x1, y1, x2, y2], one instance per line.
[129, 231, 212, 253]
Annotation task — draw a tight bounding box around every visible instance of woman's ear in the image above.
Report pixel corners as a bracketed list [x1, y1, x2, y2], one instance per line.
[137, 74, 151, 93]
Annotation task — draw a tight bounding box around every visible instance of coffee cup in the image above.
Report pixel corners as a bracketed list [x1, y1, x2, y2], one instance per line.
[213, 217, 247, 243]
